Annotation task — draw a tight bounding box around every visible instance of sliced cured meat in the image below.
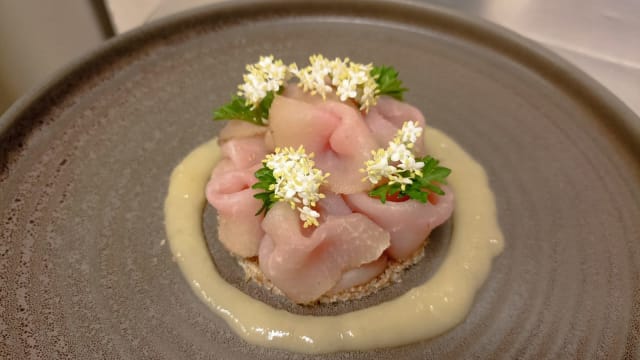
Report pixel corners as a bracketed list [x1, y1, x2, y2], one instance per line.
[344, 186, 454, 260]
[326, 255, 389, 295]
[316, 191, 352, 221]
[258, 202, 390, 303]
[206, 164, 263, 257]
[268, 94, 377, 194]
[219, 135, 268, 170]
[280, 84, 350, 107]
[219, 120, 267, 141]
[365, 97, 427, 156]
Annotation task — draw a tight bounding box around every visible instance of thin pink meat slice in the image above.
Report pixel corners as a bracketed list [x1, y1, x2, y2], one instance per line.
[219, 135, 268, 170]
[219, 120, 267, 141]
[365, 97, 427, 156]
[204, 136, 269, 257]
[344, 186, 454, 260]
[316, 191, 352, 222]
[206, 157, 264, 257]
[326, 255, 389, 295]
[281, 84, 348, 107]
[259, 202, 390, 303]
[317, 192, 389, 292]
[268, 94, 378, 194]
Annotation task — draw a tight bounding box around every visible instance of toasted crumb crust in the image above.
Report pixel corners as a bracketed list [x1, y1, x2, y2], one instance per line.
[236, 244, 426, 304]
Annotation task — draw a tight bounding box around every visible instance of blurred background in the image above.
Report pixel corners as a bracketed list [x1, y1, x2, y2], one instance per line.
[0, 0, 638, 116]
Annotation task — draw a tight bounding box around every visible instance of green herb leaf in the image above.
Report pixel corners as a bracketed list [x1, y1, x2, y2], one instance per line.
[252, 163, 278, 215]
[213, 91, 276, 126]
[368, 155, 451, 204]
[369, 184, 390, 204]
[254, 91, 275, 123]
[213, 96, 256, 124]
[405, 186, 428, 203]
[371, 65, 408, 101]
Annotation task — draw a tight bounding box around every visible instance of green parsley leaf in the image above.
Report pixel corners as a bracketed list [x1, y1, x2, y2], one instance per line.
[251, 163, 278, 216]
[369, 184, 390, 204]
[213, 95, 257, 124]
[254, 91, 275, 123]
[213, 91, 277, 126]
[371, 65, 408, 101]
[368, 155, 451, 204]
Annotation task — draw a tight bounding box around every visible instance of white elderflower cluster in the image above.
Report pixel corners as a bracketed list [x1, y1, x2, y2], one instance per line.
[264, 146, 330, 227]
[291, 54, 379, 111]
[233, 54, 385, 115]
[237, 55, 289, 109]
[290, 54, 333, 99]
[363, 121, 425, 188]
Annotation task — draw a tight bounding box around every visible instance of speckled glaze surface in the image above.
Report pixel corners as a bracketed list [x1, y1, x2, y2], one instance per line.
[1, 1, 639, 358]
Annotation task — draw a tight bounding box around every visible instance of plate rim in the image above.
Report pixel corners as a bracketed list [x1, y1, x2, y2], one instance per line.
[0, 0, 638, 356]
[1, 0, 639, 157]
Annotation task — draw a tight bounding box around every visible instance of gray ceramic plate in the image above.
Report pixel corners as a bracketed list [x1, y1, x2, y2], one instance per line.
[1, 1, 639, 358]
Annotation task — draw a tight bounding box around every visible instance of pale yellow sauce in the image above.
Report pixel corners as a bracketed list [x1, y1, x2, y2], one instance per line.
[164, 127, 504, 353]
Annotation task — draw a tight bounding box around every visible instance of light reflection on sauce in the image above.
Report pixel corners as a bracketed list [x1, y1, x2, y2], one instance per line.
[164, 127, 504, 354]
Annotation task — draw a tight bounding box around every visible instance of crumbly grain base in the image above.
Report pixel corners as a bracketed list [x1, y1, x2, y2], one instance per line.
[236, 244, 426, 305]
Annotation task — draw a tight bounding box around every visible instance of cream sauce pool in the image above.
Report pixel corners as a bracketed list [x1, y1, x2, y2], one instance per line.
[164, 127, 504, 353]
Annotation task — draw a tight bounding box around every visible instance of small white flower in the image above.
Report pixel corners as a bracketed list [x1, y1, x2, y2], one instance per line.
[359, 78, 379, 110]
[363, 149, 398, 184]
[349, 70, 368, 85]
[298, 206, 320, 228]
[388, 173, 414, 191]
[282, 183, 298, 203]
[329, 57, 350, 86]
[389, 174, 413, 186]
[397, 121, 423, 145]
[398, 155, 425, 174]
[238, 72, 268, 108]
[237, 55, 290, 108]
[299, 54, 333, 99]
[387, 141, 411, 163]
[263, 146, 329, 227]
[291, 54, 381, 111]
[362, 121, 425, 188]
[336, 78, 358, 102]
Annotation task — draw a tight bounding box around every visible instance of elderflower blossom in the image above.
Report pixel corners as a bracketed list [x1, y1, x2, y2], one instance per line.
[363, 148, 396, 184]
[264, 146, 330, 227]
[292, 54, 379, 111]
[398, 120, 422, 145]
[333, 61, 376, 109]
[362, 121, 425, 189]
[359, 77, 379, 111]
[237, 55, 289, 109]
[291, 54, 333, 99]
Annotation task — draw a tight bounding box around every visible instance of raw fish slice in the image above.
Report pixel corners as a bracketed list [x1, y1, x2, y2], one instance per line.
[259, 202, 390, 303]
[269, 191, 386, 298]
[217, 216, 263, 258]
[345, 186, 454, 260]
[206, 164, 263, 257]
[281, 84, 348, 107]
[206, 165, 260, 217]
[326, 255, 389, 295]
[219, 120, 267, 141]
[220, 135, 268, 170]
[365, 97, 427, 156]
[316, 191, 352, 222]
[209, 158, 235, 177]
[268, 95, 377, 194]
[316, 191, 389, 291]
[269, 95, 335, 155]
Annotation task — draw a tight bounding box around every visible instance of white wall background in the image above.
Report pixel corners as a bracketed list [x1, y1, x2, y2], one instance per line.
[0, 1, 106, 113]
[0, 0, 638, 116]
